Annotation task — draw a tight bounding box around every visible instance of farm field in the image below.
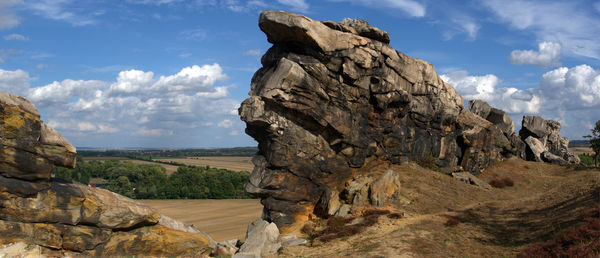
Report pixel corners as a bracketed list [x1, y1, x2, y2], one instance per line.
[155, 156, 254, 172]
[82, 157, 179, 175]
[140, 199, 262, 242]
[569, 147, 594, 156]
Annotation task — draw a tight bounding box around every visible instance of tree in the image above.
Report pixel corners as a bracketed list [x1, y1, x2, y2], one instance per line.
[584, 120, 600, 167]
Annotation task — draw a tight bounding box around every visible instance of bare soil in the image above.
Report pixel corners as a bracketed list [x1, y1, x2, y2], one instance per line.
[275, 158, 600, 257]
[139, 199, 262, 242]
[156, 156, 253, 172]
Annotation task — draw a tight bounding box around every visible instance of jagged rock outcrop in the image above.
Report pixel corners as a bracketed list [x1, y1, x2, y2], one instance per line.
[239, 11, 524, 229]
[0, 93, 214, 256]
[520, 116, 580, 165]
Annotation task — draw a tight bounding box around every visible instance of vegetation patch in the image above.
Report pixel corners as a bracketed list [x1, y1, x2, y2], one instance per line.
[517, 208, 600, 258]
[443, 216, 460, 227]
[53, 157, 253, 199]
[489, 177, 514, 188]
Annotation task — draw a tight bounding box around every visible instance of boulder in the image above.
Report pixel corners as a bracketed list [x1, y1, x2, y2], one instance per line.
[240, 10, 523, 229]
[519, 116, 580, 165]
[0, 93, 215, 256]
[451, 172, 491, 189]
[235, 219, 281, 258]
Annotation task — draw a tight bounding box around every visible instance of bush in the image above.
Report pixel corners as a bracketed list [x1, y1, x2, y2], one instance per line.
[489, 177, 514, 188]
[580, 155, 596, 166]
[444, 216, 460, 227]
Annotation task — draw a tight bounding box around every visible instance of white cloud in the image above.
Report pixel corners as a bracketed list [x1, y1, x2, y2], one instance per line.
[0, 0, 22, 30]
[482, 0, 600, 59]
[0, 68, 29, 95]
[440, 71, 499, 102]
[509, 42, 561, 67]
[244, 49, 261, 57]
[218, 119, 233, 128]
[277, 0, 309, 12]
[126, 0, 183, 5]
[441, 70, 541, 114]
[442, 15, 480, 41]
[540, 65, 600, 109]
[4, 33, 28, 41]
[328, 0, 425, 17]
[26, 0, 101, 26]
[19, 64, 243, 147]
[595, 2, 600, 13]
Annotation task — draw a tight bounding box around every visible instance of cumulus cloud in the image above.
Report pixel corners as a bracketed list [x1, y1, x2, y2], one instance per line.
[0, 64, 246, 147]
[442, 65, 600, 139]
[441, 70, 542, 114]
[482, 0, 600, 59]
[327, 0, 425, 17]
[3, 33, 28, 41]
[509, 42, 561, 67]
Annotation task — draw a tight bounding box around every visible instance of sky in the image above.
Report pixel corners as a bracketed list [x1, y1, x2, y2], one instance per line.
[1, 0, 599, 148]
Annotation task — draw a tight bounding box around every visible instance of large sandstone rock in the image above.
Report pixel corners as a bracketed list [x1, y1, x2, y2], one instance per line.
[239, 11, 523, 229]
[0, 93, 215, 256]
[0, 93, 76, 181]
[519, 116, 580, 165]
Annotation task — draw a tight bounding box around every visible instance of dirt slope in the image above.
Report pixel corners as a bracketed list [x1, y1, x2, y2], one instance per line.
[275, 158, 600, 257]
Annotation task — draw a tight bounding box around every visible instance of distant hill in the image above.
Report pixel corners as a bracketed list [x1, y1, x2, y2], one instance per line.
[569, 140, 590, 147]
[77, 147, 258, 157]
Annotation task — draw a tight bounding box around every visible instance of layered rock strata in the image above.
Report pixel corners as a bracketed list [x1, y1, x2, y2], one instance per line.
[239, 11, 524, 229]
[0, 93, 214, 256]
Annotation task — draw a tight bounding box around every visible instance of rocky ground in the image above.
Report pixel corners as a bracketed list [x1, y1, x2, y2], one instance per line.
[273, 158, 599, 257]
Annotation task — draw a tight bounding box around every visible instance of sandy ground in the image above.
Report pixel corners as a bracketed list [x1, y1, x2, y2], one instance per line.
[139, 199, 263, 242]
[82, 157, 180, 175]
[156, 156, 254, 172]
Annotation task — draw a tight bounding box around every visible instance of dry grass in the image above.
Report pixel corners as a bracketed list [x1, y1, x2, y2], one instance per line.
[569, 147, 594, 156]
[276, 158, 600, 258]
[155, 156, 253, 172]
[140, 199, 262, 242]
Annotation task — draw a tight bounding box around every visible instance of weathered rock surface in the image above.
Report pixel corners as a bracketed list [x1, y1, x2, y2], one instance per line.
[239, 11, 525, 229]
[0, 93, 214, 256]
[520, 116, 580, 165]
[234, 219, 281, 258]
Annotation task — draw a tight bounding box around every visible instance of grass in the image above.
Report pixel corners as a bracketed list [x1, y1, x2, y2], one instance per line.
[517, 207, 600, 258]
[579, 154, 597, 167]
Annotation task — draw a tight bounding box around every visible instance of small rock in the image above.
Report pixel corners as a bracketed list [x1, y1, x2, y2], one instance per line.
[213, 239, 240, 256]
[280, 234, 307, 247]
[452, 172, 491, 189]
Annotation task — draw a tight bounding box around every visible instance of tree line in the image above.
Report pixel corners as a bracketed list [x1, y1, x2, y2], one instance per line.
[53, 158, 253, 199]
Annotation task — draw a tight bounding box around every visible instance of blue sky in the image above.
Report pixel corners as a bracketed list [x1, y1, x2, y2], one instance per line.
[1, 0, 599, 148]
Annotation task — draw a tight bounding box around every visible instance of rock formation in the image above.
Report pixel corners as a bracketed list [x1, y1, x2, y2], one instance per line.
[0, 93, 214, 256]
[519, 116, 580, 165]
[239, 11, 524, 229]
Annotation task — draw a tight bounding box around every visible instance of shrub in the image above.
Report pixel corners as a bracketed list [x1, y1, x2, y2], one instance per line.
[444, 216, 460, 227]
[489, 177, 514, 188]
[580, 155, 596, 166]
